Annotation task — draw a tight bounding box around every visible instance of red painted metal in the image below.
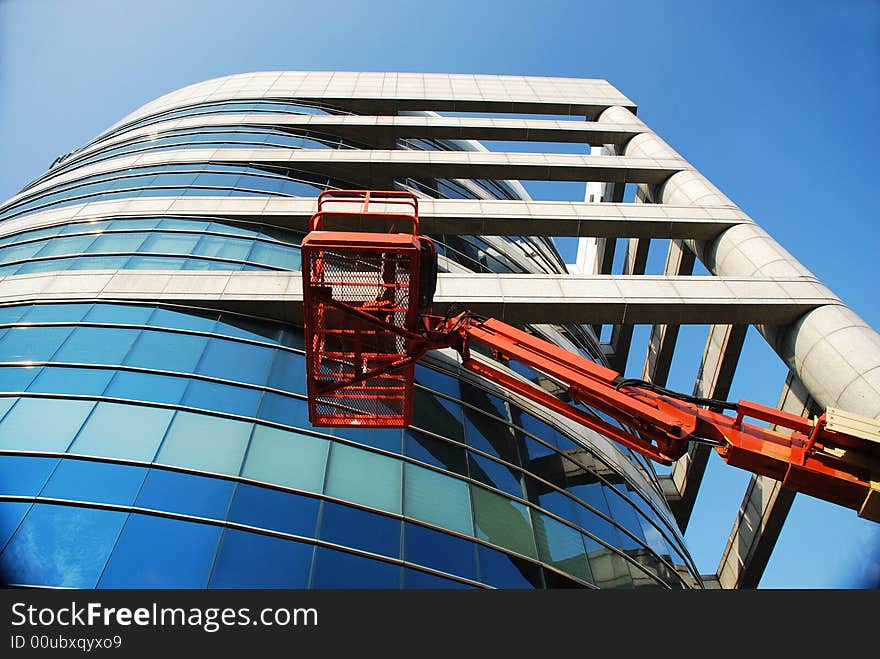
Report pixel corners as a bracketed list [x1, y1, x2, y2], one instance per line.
[301, 191, 879, 519]
[301, 190, 434, 428]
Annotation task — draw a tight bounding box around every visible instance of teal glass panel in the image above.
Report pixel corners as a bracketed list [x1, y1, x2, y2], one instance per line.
[403, 462, 473, 535]
[53, 326, 139, 364]
[471, 484, 537, 559]
[0, 504, 127, 588]
[33, 234, 98, 257]
[155, 411, 251, 475]
[247, 241, 299, 269]
[325, 442, 402, 514]
[0, 242, 51, 264]
[0, 397, 95, 452]
[241, 424, 328, 492]
[532, 510, 592, 583]
[68, 401, 174, 461]
[124, 329, 208, 373]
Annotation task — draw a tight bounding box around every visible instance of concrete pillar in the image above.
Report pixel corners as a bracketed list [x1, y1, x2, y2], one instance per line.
[598, 106, 880, 419]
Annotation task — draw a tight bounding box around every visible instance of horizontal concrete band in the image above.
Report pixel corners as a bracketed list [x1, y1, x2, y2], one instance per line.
[107, 72, 637, 133]
[2, 197, 751, 241]
[0, 271, 839, 326]
[74, 115, 647, 163]
[9, 150, 687, 209]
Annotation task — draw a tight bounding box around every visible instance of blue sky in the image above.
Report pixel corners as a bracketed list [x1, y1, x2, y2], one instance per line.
[1, 0, 878, 587]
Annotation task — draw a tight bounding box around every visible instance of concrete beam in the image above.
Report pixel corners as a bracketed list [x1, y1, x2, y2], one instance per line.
[0, 271, 842, 326]
[5, 149, 689, 210]
[0, 197, 752, 242]
[715, 373, 819, 589]
[107, 73, 637, 135]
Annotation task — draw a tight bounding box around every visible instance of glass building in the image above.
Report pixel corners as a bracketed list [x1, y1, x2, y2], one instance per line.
[0, 72, 704, 589]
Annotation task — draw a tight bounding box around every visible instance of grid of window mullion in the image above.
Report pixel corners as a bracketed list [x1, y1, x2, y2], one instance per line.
[0, 451, 597, 589]
[1, 163, 323, 218]
[423, 368, 694, 574]
[54, 129, 360, 178]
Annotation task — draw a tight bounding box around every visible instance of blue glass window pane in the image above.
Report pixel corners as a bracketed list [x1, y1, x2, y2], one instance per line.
[42, 459, 147, 506]
[471, 485, 537, 559]
[141, 233, 201, 254]
[311, 547, 401, 589]
[0, 305, 29, 324]
[247, 241, 299, 269]
[108, 218, 161, 231]
[209, 530, 313, 588]
[124, 329, 208, 373]
[0, 502, 30, 552]
[0, 365, 40, 391]
[136, 469, 235, 519]
[404, 463, 473, 536]
[583, 536, 634, 589]
[21, 303, 93, 323]
[0, 455, 58, 495]
[99, 515, 222, 588]
[415, 365, 460, 398]
[53, 326, 139, 365]
[319, 501, 401, 558]
[157, 218, 209, 232]
[192, 235, 252, 261]
[0, 242, 54, 263]
[325, 442, 402, 514]
[468, 452, 523, 499]
[602, 487, 647, 550]
[28, 366, 112, 395]
[0, 397, 95, 452]
[68, 255, 131, 270]
[257, 391, 311, 428]
[69, 401, 174, 462]
[477, 545, 542, 588]
[404, 428, 468, 475]
[0, 504, 126, 588]
[215, 315, 282, 343]
[83, 303, 154, 325]
[34, 234, 98, 257]
[0, 326, 73, 361]
[84, 232, 148, 253]
[13, 260, 68, 275]
[125, 255, 187, 270]
[228, 484, 320, 537]
[241, 425, 328, 492]
[103, 370, 189, 405]
[155, 411, 251, 475]
[148, 307, 217, 332]
[532, 510, 592, 583]
[463, 410, 520, 466]
[403, 568, 474, 589]
[182, 379, 262, 417]
[266, 350, 305, 393]
[196, 338, 274, 386]
[403, 522, 478, 581]
[568, 482, 624, 546]
[411, 388, 464, 441]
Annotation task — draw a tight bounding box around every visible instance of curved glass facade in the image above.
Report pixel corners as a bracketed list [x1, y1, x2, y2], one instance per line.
[0, 77, 701, 589]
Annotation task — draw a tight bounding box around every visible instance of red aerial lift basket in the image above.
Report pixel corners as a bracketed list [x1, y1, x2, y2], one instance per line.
[301, 190, 435, 428]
